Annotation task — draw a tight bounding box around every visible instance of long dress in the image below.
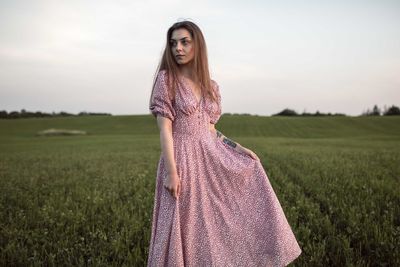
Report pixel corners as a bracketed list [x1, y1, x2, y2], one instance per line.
[147, 70, 302, 266]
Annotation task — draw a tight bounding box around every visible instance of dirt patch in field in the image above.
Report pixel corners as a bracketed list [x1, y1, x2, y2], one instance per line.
[36, 128, 87, 136]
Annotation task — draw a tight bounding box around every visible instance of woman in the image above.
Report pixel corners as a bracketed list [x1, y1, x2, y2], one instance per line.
[147, 20, 302, 266]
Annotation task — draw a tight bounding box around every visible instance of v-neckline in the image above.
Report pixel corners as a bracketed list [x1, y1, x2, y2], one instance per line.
[180, 75, 203, 106]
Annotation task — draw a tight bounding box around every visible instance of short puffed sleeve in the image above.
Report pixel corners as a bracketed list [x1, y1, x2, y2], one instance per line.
[209, 80, 222, 124]
[149, 70, 176, 122]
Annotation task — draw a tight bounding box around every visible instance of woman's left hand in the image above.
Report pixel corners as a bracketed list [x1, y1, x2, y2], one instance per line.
[237, 145, 260, 161]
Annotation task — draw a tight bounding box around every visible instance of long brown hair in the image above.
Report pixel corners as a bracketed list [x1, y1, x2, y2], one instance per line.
[149, 20, 217, 108]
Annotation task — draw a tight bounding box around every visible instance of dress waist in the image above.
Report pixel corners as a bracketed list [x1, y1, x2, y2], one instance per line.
[172, 126, 212, 139]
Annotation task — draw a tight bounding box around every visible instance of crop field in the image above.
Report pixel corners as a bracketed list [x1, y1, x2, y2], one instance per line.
[0, 115, 399, 266]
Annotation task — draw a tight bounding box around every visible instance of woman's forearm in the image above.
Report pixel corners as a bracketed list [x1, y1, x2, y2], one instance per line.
[160, 129, 178, 175]
[157, 117, 178, 175]
[209, 123, 259, 161]
[217, 131, 239, 148]
[216, 130, 241, 149]
[208, 122, 242, 150]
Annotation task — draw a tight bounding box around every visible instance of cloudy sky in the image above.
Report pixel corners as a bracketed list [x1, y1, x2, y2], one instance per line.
[0, 0, 399, 116]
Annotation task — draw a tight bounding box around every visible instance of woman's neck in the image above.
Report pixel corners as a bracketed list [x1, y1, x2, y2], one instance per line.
[179, 63, 194, 80]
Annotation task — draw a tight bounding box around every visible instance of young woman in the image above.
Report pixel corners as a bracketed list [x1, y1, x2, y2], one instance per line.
[147, 20, 302, 266]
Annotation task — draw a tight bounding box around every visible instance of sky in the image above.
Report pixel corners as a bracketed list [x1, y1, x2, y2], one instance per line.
[0, 0, 399, 116]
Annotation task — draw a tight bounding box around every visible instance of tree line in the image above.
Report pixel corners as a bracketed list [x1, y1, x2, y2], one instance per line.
[0, 109, 112, 119]
[1, 104, 399, 119]
[272, 104, 400, 116]
[360, 104, 400, 116]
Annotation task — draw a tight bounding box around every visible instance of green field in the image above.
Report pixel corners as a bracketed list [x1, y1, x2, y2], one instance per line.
[1, 115, 399, 266]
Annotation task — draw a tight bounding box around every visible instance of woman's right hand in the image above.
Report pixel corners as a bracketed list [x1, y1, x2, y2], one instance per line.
[163, 172, 181, 200]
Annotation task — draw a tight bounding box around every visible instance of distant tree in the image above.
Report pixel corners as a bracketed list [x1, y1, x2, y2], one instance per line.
[273, 108, 298, 116]
[0, 110, 7, 118]
[9, 111, 20, 118]
[372, 105, 381, 116]
[59, 111, 73, 116]
[362, 104, 381, 116]
[383, 105, 400, 116]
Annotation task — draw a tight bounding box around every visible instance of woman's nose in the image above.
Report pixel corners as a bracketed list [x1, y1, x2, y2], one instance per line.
[175, 42, 182, 51]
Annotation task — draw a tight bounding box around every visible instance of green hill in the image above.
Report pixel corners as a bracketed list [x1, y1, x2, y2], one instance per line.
[0, 114, 399, 139]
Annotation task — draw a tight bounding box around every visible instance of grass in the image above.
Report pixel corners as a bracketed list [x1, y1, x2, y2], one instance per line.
[0, 114, 399, 266]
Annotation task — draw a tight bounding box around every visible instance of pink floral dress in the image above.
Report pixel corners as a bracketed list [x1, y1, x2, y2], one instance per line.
[147, 70, 302, 266]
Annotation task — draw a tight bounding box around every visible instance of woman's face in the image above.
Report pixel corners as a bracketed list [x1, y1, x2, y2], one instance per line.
[170, 28, 194, 65]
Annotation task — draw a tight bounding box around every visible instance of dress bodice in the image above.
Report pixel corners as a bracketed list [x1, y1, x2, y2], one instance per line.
[149, 70, 222, 138]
